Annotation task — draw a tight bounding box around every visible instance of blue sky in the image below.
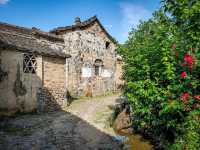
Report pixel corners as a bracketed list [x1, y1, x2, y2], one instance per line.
[0, 0, 160, 43]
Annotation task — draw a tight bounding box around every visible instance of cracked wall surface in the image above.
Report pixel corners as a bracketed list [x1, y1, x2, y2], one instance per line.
[13, 63, 27, 97]
[0, 51, 7, 83]
[0, 50, 42, 116]
[0, 49, 67, 116]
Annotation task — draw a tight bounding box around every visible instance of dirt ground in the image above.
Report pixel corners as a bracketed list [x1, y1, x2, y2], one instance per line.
[0, 94, 126, 150]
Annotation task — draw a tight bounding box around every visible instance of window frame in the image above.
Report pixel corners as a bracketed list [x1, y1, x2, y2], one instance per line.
[23, 53, 37, 74]
[94, 65, 100, 76]
[94, 59, 103, 76]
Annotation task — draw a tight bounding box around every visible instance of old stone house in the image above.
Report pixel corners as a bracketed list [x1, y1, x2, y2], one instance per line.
[0, 16, 123, 116]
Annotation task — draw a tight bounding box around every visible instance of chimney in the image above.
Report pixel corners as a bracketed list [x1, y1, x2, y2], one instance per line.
[74, 17, 81, 25]
[32, 27, 40, 31]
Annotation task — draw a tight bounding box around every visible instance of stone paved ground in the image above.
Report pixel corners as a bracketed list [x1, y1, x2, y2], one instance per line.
[0, 94, 126, 150]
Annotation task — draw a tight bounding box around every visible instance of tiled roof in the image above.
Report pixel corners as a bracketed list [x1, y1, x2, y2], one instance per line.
[50, 16, 117, 44]
[50, 16, 98, 33]
[0, 22, 70, 58]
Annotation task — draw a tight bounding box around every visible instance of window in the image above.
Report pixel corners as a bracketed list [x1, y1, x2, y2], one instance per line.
[105, 41, 110, 49]
[23, 53, 37, 73]
[95, 66, 100, 76]
[94, 59, 103, 76]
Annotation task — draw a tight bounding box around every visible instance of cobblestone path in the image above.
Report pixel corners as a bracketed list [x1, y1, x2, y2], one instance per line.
[0, 94, 125, 150]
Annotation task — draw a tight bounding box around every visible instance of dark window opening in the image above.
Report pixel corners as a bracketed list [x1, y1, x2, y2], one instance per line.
[105, 41, 110, 49]
[95, 66, 100, 76]
[23, 53, 37, 74]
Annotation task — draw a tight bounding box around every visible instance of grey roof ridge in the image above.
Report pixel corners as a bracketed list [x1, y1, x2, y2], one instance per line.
[0, 30, 71, 58]
[0, 30, 33, 39]
[0, 22, 64, 42]
[50, 16, 97, 32]
[49, 16, 118, 44]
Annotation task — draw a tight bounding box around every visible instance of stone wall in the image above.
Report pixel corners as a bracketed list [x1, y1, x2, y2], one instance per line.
[115, 59, 124, 90]
[63, 22, 119, 98]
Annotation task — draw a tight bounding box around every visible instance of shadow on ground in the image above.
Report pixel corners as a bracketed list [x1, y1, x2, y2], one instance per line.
[0, 109, 125, 150]
[0, 64, 125, 150]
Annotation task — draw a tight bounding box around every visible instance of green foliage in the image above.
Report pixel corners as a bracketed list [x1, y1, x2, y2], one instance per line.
[162, 0, 200, 48]
[119, 2, 200, 149]
[168, 110, 200, 150]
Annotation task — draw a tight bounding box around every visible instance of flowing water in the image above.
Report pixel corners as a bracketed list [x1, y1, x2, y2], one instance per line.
[114, 130, 154, 150]
[125, 134, 154, 150]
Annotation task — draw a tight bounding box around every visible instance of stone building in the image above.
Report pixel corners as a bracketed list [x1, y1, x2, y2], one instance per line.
[51, 16, 123, 97]
[0, 16, 123, 116]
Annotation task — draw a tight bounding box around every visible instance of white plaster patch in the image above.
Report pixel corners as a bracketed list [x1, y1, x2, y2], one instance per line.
[101, 69, 112, 77]
[82, 67, 92, 77]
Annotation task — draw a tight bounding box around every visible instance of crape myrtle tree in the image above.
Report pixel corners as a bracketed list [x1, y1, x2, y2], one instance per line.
[118, 0, 200, 149]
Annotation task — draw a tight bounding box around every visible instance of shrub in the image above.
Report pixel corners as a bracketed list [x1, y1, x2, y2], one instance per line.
[118, 1, 200, 148]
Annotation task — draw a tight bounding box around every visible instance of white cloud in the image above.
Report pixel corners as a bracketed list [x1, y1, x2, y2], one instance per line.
[105, 24, 113, 29]
[119, 2, 152, 43]
[0, 0, 9, 4]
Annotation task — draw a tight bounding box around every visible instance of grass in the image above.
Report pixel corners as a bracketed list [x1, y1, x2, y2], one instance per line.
[63, 92, 121, 110]
[93, 106, 114, 128]
[73, 91, 121, 101]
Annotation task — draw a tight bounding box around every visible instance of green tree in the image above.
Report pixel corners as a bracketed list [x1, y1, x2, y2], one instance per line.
[119, 4, 200, 149]
[162, 0, 200, 48]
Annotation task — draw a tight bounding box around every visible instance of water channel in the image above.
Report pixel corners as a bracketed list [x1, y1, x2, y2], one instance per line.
[114, 128, 154, 150]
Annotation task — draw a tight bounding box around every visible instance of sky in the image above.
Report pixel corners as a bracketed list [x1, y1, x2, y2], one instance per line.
[0, 0, 160, 43]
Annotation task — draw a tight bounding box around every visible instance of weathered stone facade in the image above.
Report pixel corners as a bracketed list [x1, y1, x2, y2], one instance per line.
[52, 16, 122, 97]
[64, 30, 117, 97]
[0, 16, 123, 116]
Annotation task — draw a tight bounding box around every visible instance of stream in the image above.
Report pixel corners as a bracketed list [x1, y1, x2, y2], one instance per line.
[114, 131, 154, 150]
[112, 108, 154, 150]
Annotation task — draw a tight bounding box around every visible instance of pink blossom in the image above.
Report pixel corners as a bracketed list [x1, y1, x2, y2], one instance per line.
[181, 71, 187, 78]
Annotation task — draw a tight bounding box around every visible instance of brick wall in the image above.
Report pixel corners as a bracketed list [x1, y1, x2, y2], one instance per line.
[39, 56, 67, 111]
